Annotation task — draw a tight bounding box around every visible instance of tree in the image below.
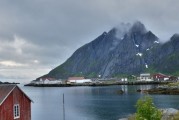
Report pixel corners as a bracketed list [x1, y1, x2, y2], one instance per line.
[136, 96, 162, 120]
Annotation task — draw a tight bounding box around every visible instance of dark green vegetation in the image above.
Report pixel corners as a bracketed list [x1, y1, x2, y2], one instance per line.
[136, 96, 162, 120]
[126, 96, 179, 120]
[38, 22, 179, 80]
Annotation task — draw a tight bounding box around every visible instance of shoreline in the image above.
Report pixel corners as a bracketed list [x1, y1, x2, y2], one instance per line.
[141, 86, 179, 95]
[24, 81, 171, 87]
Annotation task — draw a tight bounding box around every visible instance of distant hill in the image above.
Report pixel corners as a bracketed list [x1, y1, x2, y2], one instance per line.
[38, 21, 179, 79]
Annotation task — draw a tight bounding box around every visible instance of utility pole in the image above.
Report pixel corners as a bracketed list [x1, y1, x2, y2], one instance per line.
[63, 93, 65, 120]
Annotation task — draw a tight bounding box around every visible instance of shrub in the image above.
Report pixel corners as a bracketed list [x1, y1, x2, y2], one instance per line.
[135, 96, 162, 120]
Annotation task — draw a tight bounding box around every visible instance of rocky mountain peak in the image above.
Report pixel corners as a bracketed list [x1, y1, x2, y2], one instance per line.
[130, 21, 147, 34]
[171, 33, 179, 41]
[114, 23, 131, 39]
[38, 22, 179, 79]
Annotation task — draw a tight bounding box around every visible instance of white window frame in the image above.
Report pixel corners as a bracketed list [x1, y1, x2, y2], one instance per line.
[14, 104, 20, 119]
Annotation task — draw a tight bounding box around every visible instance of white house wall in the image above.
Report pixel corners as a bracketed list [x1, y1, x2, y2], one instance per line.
[68, 79, 92, 84]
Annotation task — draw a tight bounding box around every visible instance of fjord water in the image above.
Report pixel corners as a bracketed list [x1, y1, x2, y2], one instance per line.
[20, 85, 179, 120]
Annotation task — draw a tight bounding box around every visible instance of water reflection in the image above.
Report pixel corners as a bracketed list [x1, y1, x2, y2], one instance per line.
[20, 85, 179, 120]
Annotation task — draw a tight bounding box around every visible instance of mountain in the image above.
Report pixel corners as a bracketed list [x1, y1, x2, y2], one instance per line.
[39, 21, 179, 79]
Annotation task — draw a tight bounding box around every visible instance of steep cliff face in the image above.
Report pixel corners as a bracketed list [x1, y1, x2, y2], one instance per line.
[102, 22, 159, 77]
[39, 22, 179, 79]
[154, 34, 179, 74]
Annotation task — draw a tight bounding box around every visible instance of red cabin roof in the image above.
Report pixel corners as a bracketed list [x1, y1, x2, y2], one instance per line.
[153, 73, 169, 78]
[0, 84, 33, 106]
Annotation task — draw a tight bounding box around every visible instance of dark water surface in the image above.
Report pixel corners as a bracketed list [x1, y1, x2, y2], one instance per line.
[20, 85, 179, 120]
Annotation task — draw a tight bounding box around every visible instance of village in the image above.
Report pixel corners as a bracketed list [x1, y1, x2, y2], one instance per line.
[28, 73, 179, 86]
[1, 73, 179, 120]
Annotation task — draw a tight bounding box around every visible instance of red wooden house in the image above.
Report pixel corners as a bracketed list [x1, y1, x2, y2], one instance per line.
[0, 84, 33, 120]
[153, 73, 169, 81]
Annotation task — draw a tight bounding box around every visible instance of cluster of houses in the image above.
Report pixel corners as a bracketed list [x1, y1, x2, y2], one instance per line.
[30, 73, 179, 85]
[31, 77, 63, 85]
[31, 77, 93, 85]
[113, 73, 179, 82]
[138, 73, 178, 82]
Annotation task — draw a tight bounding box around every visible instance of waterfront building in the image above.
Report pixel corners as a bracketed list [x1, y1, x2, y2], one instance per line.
[67, 77, 92, 84]
[31, 78, 62, 84]
[0, 84, 33, 120]
[139, 73, 152, 81]
[121, 78, 128, 82]
[153, 73, 169, 81]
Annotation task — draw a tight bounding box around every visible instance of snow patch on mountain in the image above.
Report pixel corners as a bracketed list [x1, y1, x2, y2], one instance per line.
[136, 53, 143, 56]
[135, 44, 139, 47]
[145, 63, 148, 68]
[154, 41, 160, 44]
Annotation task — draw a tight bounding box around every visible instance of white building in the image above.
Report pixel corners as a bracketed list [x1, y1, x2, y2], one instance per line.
[139, 73, 153, 81]
[31, 78, 62, 84]
[67, 77, 92, 84]
[121, 78, 128, 82]
[43, 79, 62, 84]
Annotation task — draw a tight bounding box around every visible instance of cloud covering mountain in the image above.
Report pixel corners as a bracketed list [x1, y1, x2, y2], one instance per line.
[0, 0, 179, 82]
[41, 21, 179, 79]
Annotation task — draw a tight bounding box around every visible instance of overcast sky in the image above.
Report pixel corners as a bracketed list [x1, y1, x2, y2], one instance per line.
[0, 0, 179, 83]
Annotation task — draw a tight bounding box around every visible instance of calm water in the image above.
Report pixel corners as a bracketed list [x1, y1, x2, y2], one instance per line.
[20, 85, 179, 120]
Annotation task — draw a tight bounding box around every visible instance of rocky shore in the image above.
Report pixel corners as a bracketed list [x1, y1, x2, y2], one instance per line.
[119, 108, 179, 120]
[140, 82, 179, 95]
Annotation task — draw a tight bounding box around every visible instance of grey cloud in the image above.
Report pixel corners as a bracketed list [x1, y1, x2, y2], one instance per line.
[0, 0, 179, 82]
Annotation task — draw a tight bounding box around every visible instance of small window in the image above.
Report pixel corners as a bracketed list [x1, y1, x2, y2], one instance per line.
[14, 104, 20, 119]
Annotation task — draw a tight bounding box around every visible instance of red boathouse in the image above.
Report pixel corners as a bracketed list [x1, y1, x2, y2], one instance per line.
[0, 84, 33, 120]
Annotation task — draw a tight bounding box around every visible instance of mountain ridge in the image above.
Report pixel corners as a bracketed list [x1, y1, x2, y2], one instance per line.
[38, 21, 179, 79]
